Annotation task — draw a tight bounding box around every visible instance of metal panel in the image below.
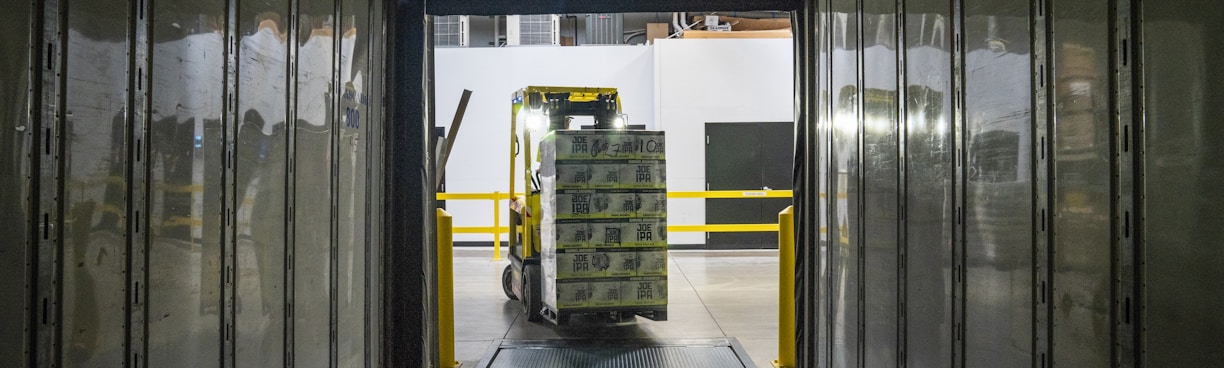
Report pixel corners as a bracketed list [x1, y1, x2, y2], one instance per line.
[962, 2, 1032, 367]
[146, 0, 226, 366]
[384, 0, 434, 365]
[295, 0, 336, 365]
[791, 4, 818, 368]
[0, 0, 35, 364]
[903, 2, 953, 367]
[1141, 1, 1224, 365]
[829, 0, 861, 365]
[1049, 1, 1111, 365]
[816, 1, 832, 365]
[61, 0, 130, 365]
[584, 13, 623, 45]
[234, 1, 290, 366]
[34, 0, 67, 365]
[481, 338, 757, 368]
[860, 0, 899, 365]
[338, 0, 371, 365]
[364, 0, 385, 362]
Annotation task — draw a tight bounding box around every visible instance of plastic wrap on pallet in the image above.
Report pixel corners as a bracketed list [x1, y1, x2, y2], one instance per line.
[554, 218, 668, 248]
[541, 129, 667, 314]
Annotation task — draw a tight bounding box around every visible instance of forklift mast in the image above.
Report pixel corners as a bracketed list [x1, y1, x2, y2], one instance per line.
[508, 86, 625, 261]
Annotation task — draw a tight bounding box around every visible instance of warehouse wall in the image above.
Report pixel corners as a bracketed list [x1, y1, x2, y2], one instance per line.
[791, 0, 1224, 366]
[654, 38, 794, 245]
[433, 45, 655, 243]
[2, 0, 388, 365]
[434, 39, 793, 245]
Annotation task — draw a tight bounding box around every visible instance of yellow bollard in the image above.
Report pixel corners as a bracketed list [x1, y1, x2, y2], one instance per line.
[437, 209, 461, 368]
[493, 192, 501, 260]
[773, 205, 795, 368]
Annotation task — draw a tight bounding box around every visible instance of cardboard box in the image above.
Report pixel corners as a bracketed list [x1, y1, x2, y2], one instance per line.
[646, 23, 669, 44]
[555, 218, 668, 249]
[623, 277, 668, 306]
[589, 281, 625, 307]
[555, 248, 651, 276]
[555, 160, 667, 190]
[555, 280, 592, 309]
[636, 249, 668, 276]
[554, 131, 666, 161]
[556, 249, 611, 278]
[693, 15, 792, 31]
[555, 190, 667, 219]
[682, 29, 792, 39]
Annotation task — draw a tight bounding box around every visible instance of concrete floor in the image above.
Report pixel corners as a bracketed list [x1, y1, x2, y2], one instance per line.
[451, 247, 781, 368]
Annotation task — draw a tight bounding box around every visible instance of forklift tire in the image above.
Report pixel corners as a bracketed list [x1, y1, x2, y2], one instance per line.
[502, 265, 518, 300]
[523, 264, 543, 322]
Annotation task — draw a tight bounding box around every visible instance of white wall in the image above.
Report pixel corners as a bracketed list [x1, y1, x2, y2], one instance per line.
[653, 38, 794, 244]
[434, 45, 655, 241]
[435, 38, 793, 244]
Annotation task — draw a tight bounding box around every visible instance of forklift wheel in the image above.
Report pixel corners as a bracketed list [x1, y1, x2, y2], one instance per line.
[523, 264, 543, 322]
[502, 265, 518, 300]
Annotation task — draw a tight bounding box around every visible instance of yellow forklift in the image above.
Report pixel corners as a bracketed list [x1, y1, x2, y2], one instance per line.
[500, 86, 668, 324]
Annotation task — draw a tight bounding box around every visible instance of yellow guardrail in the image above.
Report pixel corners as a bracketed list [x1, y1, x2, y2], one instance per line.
[436, 190, 794, 259]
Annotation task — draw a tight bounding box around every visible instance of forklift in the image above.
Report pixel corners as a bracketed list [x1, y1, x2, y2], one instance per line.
[500, 86, 659, 324]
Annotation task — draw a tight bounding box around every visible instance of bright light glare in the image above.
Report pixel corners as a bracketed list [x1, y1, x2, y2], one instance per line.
[613, 116, 625, 128]
[527, 111, 547, 133]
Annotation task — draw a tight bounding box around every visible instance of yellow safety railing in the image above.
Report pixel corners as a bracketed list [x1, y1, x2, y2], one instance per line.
[435, 209, 461, 368]
[436, 190, 794, 259]
[773, 206, 795, 368]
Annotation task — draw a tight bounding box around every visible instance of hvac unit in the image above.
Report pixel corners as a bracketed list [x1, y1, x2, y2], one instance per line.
[585, 13, 624, 44]
[433, 15, 470, 47]
[506, 14, 560, 46]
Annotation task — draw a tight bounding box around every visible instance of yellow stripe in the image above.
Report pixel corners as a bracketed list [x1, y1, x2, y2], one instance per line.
[666, 190, 792, 199]
[668, 224, 780, 233]
[438, 190, 795, 200]
[156, 183, 204, 193]
[452, 226, 510, 234]
[161, 216, 202, 227]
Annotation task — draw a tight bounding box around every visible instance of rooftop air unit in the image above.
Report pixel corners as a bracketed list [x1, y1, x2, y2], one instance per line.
[433, 15, 470, 47]
[585, 13, 624, 44]
[506, 14, 560, 46]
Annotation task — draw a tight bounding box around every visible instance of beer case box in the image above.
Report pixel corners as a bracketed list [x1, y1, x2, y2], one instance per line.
[588, 281, 625, 307]
[555, 250, 608, 278]
[555, 161, 667, 190]
[555, 280, 593, 309]
[554, 130, 666, 161]
[605, 251, 641, 277]
[555, 248, 643, 279]
[555, 190, 667, 219]
[555, 218, 668, 249]
[636, 248, 668, 276]
[623, 277, 668, 306]
[616, 219, 668, 247]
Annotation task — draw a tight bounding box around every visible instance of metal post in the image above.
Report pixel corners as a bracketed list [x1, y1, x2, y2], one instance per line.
[436, 209, 460, 368]
[774, 205, 796, 368]
[493, 192, 501, 260]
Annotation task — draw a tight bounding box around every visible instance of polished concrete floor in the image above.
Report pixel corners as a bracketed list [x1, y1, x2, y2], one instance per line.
[452, 248, 781, 368]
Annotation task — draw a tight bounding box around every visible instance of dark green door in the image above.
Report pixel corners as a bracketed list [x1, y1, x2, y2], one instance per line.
[705, 122, 792, 249]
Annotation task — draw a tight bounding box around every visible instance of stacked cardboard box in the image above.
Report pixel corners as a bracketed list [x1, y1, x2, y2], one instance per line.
[540, 130, 668, 316]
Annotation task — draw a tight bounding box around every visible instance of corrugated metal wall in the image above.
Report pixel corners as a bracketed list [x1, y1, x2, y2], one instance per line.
[7, 0, 1224, 367]
[792, 0, 1224, 366]
[1, 0, 387, 365]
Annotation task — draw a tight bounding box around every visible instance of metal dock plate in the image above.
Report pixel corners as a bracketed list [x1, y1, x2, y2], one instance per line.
[477, 338, 756, 368]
